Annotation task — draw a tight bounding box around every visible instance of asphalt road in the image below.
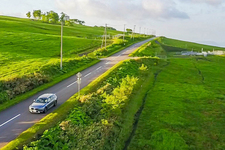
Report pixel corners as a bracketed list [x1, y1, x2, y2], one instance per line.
[0, 38, 154, 148]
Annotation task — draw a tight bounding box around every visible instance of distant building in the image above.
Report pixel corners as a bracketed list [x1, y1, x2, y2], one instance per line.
[181, 50, 225, 57]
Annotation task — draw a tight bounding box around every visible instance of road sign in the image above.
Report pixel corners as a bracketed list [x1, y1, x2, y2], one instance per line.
[76, 72, 82, 97]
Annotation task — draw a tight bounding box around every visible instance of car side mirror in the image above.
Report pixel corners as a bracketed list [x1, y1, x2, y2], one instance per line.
[33, 100, 35, 102]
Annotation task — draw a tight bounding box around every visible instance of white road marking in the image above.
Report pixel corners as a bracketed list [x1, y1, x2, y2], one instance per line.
[106, 61, 110, 64]
[84, 72, 92, 78]
[0, 114, 21, 128]
[96, 66, 102, 71]
[67, 81, 77, 88]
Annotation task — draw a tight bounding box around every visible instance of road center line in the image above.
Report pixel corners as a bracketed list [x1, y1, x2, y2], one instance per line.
[96, 66, 102, 71]
[67, 81, 77, 88]
[84, 72, 92, 78]
[0, 114, 21, 128]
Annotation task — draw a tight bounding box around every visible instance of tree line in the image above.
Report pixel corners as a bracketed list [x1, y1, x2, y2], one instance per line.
[26, 10, 85, 25]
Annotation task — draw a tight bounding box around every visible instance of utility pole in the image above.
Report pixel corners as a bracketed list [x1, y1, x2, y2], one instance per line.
[60, 20, 63, 70]
[60, 14, 69, 70]
[144, 28, 146, 36]
[132, 25, 136, 41]
[123, 24, 126, 41]
[105, 24, 107, 50]
[101, 23, 107, 49]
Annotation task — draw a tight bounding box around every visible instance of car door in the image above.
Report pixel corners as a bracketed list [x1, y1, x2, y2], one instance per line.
[49, 96, 54, 108]
[46, 97, 52, 109]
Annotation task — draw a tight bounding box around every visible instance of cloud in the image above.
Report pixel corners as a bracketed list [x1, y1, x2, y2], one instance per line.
[55, 0, 189, 21]
[180, 0, 224, 6]
[142, 0, 189, 19]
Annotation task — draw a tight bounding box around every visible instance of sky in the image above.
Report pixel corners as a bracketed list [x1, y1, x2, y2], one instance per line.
[0, 0, 225, 47]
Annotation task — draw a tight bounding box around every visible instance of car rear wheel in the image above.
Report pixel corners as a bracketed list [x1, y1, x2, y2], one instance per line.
[43, 108, 47, 113]
[54, 101, 57, 107]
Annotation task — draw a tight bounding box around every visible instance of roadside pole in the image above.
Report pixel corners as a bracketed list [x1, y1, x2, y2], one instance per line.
[132, 25, 136, 41]
[60, 15, 69, 70]
[60, 21, 63, 70]
[105, 24, 107, 50]
[123, 24, 126, 42]
[77, 72, 82, 97]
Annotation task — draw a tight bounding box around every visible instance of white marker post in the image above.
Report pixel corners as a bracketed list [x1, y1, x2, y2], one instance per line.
[77, 72, 82, 97]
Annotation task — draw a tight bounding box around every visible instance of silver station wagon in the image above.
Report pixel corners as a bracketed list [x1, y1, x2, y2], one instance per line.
[29, 93, 57, 113]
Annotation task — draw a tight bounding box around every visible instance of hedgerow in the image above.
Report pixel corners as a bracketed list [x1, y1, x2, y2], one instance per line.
[130, 39, 165, 57]
[0, 56, 97, 104]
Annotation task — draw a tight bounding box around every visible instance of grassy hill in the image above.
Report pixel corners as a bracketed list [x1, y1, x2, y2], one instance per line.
[0, 15, 121, 79]
[159, 37, 225, 52]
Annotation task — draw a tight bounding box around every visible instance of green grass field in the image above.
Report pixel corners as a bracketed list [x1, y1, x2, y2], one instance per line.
[121, 37, 225, 149]
[159, 37, 225, 52]
[128, 56, 225, 150]
[0, 15, 121, 80]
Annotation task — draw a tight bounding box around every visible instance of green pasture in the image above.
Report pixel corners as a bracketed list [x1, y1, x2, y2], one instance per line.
[130, 39, 165, 57]
[0, 15, 120, 79]
[160, 37, 225, 52]
[127, 56, 225, 149]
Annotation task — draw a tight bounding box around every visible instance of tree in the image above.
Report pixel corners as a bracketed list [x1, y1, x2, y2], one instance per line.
[60, 12, 66, 23]
[26, 11, 31, 18]
[126, 28, 132, 34]
[48, 11, 59, 24]
[65, 20, 73, 26]
[70, 19, 85, 25]
[46, 12, 50, 22]
[33, 10, 41, 19]
[41, 13, 47, 22]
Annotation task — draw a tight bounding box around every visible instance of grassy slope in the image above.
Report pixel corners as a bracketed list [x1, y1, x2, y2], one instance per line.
[0, 16, 120, 80]
[124, 37, 225, 149]
[160, 37, 225, 52]
[129, 56, 225, 150]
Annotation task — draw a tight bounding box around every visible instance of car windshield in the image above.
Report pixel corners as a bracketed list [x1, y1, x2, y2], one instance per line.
[35, 98, 47, 103]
